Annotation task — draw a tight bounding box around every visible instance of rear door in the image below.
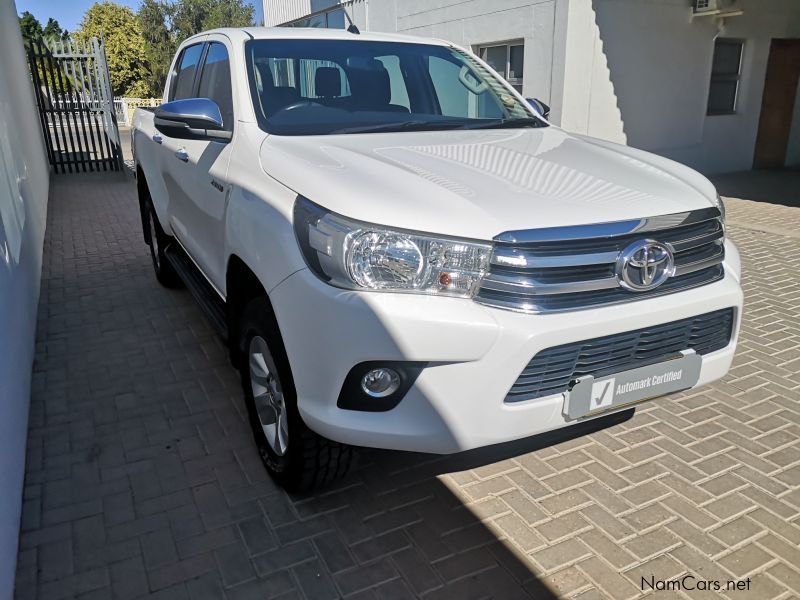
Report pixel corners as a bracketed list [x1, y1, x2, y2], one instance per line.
[161, 36, 235, 291]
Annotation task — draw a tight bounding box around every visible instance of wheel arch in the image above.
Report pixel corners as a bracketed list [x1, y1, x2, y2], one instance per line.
[226, 255, 282, 368]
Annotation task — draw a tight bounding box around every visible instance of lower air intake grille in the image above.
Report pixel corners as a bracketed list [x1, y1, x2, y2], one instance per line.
[506, 308, 734, 403]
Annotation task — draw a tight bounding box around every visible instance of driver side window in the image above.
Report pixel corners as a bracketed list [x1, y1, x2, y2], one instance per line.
[170, 43, 204, 101]
[197, 42, 234, 130]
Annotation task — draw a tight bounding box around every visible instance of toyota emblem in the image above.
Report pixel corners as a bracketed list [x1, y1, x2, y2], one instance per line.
[616, 239, 675, 291]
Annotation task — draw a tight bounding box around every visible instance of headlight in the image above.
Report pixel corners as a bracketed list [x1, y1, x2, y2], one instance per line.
[294, 197, 492, 298]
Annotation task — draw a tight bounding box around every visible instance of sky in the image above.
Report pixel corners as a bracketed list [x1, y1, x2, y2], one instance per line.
[15, 0, 264, 32]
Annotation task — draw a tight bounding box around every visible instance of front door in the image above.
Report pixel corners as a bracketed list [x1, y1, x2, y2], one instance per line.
[754, 39, 800, 169]
[162, 39, 235, 291]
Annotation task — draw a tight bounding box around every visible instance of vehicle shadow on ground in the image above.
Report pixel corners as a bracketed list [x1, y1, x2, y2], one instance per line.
[291, 410, 636, 598]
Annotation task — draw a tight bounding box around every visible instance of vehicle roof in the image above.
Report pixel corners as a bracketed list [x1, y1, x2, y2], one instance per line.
[185, 26, 453, 47]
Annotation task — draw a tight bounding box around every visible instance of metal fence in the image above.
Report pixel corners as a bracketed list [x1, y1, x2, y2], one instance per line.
[27, 37, 124, 173]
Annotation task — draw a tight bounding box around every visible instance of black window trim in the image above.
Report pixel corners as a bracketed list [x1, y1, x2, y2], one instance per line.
[196, 39, 236, 132]
[707, 38, 744, 116]
[168, 41, 208, 102]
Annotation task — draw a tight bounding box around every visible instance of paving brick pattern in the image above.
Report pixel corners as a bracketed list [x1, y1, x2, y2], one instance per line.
[14, 173, 800, 599]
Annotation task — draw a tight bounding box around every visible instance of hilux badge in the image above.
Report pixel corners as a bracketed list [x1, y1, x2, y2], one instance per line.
[616, 239, 675, 291]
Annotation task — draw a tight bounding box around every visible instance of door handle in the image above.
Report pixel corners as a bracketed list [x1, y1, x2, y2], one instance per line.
[152, 133, 162, 144]
[175, 148, 189, 162]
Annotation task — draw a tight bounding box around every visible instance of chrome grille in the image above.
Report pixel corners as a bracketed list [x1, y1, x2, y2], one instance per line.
[475, 207, 725, 313]
[506, 308, 734, 403]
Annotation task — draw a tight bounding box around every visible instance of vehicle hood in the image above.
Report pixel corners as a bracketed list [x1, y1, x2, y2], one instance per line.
[260, 127, 717, 241]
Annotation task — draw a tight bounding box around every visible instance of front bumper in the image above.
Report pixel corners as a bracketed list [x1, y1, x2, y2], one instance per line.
[270, 246, 743, 454]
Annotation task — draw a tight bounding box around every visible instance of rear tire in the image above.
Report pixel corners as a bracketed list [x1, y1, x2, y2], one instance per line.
[146, 203, 182, 288]
[238, 297, 353, 492]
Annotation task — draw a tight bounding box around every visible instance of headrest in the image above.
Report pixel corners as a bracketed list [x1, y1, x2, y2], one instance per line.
[350, 65, 391, 106]
[315, 67, 341, 97]
[255, 62, 275, 90]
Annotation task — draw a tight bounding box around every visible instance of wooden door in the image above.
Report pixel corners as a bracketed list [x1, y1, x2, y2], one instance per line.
[754, 40, 800, 169]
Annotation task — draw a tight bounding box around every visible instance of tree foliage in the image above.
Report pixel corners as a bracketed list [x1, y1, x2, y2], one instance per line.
[19, 11, 43, 47]
[173, 0, 254, 40]
[75, 2, 150, 97]
[43, 18, 69, 41]
[136, 0, 254, 96]
[137, 0, 176, 97]
[19, 12, 71, 90]
[19, 12, 69, 48]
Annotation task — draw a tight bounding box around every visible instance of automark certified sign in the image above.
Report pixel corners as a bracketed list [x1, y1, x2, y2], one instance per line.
[564, 350, 701, 420]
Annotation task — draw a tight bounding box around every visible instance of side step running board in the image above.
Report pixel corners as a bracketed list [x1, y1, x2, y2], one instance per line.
[164, 243, 228, 341]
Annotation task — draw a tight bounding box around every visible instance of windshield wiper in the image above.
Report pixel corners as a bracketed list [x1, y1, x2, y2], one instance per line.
[329, 116, 545, 135]
[459, 117, 545, 130]
[330, 120, 472, 134]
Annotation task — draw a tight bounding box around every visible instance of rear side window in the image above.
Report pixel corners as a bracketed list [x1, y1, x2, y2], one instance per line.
[170, 44, 204, 101]
[197, 42, 234, 129]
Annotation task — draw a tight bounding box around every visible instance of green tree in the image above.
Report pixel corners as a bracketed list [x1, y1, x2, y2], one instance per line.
[172, 0, 254, 41]
[18, 11, 43, 48]
[137, 0, 176, 96]
[75, 2, 150, 97]
[136, 0, 254, 95]
[19, 11, 66, 89]
[43, 18, 68, 41]
[202, 0, 254, 31]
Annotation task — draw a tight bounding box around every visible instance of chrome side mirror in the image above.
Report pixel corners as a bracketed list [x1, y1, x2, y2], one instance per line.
[526, 98, 550, 120]
[154, 98, 232, 141]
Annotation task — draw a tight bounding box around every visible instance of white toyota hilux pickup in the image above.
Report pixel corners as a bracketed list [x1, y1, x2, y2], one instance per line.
[133, 27, 743, 491]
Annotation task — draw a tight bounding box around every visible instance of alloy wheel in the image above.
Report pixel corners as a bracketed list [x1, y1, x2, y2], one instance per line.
[248, 335, 289, 456]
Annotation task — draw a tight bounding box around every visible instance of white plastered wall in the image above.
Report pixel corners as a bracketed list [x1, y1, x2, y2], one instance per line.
[0, 0, 50, 595]
[555, 0, 800, 174]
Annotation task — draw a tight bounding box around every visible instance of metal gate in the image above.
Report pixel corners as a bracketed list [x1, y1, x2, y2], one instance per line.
[27, 37, 124, 173]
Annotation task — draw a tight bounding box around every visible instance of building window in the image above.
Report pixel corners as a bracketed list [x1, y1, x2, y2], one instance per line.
[707, 39, 743, 115]
[478, 42, 524, 93]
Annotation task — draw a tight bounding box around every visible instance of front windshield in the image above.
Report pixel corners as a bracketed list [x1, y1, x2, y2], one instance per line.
[245, 38, 546, 135]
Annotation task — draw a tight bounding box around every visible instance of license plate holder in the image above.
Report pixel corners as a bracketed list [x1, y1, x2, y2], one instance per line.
[563, 350, 702, 420]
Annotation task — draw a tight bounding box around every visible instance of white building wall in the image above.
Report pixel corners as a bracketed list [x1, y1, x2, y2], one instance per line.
[560, 0, 800, 174]
[262, 0, 800, 174]
[264, 0, 313, 26]
[0, 0, 50, 596]
[389, 0, 557, 106]
[265, 0, 560, 105]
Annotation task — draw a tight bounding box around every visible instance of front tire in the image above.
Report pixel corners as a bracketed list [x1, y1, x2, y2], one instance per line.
[238, 297, 353, 492]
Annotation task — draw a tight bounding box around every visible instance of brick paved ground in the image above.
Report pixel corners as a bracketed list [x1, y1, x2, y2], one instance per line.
[14, 172, 800, 599]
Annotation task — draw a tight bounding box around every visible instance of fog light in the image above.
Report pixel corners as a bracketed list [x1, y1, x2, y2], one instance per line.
[360, 368, 401, 398]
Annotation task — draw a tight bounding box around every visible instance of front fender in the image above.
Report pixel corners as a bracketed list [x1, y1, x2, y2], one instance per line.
[224, 178, 306, 296]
